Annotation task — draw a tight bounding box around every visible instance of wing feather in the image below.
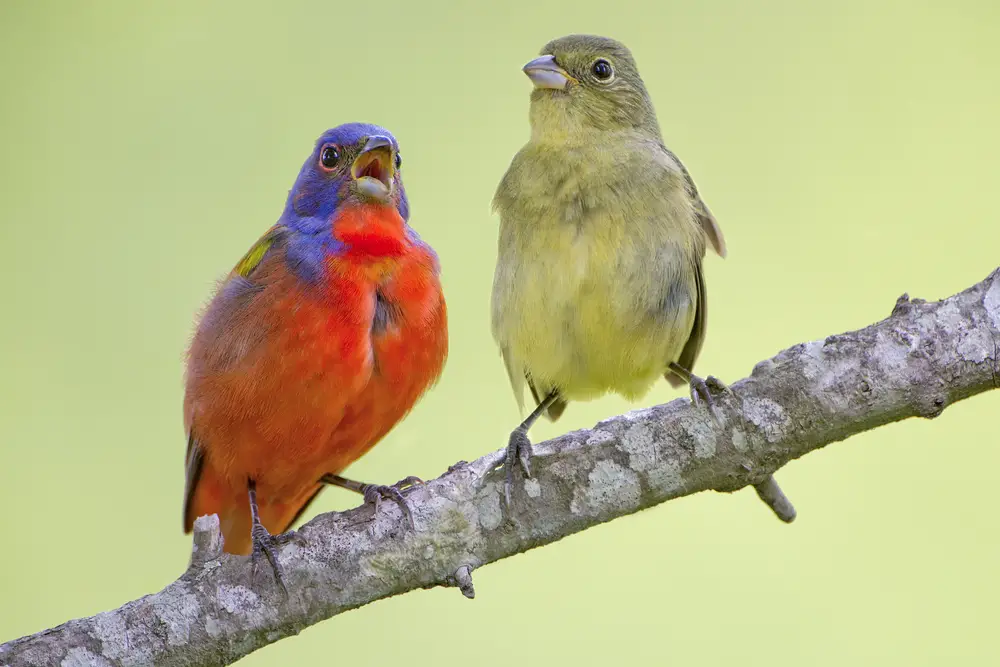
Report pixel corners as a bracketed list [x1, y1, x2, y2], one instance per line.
[666, 259, 707, 387]
[182, 225, 289, 532]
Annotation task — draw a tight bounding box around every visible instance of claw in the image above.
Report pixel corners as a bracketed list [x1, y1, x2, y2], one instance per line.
[669, 362, 731, 415]
[394, 475, 424, 489]
[686, 372, 731, 420]
[499, 391, 556, 512]
[518, 442, 533, 478]
[361, 481, 419, 530]
[246, 479, 289, 599]
[705, 375, 732, 395]
[250, 522, 288, 599]
[503, 429, 533, 509]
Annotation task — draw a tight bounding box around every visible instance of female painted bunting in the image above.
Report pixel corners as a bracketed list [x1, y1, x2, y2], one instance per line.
[183, 123, 448, 586]
[491, 35, 789, 519]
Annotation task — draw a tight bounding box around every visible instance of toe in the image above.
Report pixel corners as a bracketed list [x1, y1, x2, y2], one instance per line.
[502, 431, 535, 510]
[706, 375, 732, 394]
[365, 484, 417, 530]
[250, 528, 288, 597]
[518, 442, 532, 478]
[394, 475, 423, 490]
[392, 493, 416, 530]
[365, 487, 384, 514]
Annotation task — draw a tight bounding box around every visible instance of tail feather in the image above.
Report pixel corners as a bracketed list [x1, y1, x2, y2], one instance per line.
[185, 464, 321, 556]
[665, 368, 687, 389]
[545, 397, 568, 421]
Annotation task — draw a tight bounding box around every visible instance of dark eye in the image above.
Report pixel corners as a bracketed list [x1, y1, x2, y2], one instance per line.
[320, 144, 340, 169]
[591, 59, 614, 81]
[395, 152, 402, 169]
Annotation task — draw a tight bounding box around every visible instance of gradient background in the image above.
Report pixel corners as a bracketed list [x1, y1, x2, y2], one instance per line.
[2, 1, 999, 664]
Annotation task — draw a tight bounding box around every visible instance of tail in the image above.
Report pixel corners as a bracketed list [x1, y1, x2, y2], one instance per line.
[544, 397, 568, 421]
[184, 465, 322, 556]
[185, 467, 253, 555]
[665, 369, 687, 389]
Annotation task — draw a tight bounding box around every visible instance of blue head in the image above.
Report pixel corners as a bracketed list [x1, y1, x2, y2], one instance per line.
[277, 124, 414, 282]
[282, 123, 410, 225]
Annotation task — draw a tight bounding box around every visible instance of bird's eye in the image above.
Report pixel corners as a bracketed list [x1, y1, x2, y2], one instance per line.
[395, 152, 402, 169]
[319, 144, 340, 170]
[591, 59, 614, 81]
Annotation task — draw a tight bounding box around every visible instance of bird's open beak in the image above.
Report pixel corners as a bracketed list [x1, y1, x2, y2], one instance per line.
[523, 55, 577, 90]
[351, 135, 395, 201]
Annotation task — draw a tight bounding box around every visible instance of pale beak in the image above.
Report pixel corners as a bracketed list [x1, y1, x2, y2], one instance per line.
[351, 135, 395, 201]
[522, 55, 577, 90]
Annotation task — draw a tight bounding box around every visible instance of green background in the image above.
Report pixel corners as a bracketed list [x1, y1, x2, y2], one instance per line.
[2, 1, 998, 664]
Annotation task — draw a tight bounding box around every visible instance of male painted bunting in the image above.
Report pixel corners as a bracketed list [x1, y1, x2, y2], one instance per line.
[183, 123, 448, 587]
[491, 35, 791, 519]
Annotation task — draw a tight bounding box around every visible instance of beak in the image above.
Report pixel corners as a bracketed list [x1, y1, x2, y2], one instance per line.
[351, 135, 396, 201]
[522, 55, 577, 90]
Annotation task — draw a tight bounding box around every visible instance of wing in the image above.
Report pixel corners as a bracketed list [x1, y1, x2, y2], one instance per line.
[182, 432, 205, 532]
[499, 345, 527, 413]
[233, 225, 288, 278]
[182, 225, 289, 533]
[661, 146, 720, 387]
[499, 345, 568, 423]
[666, 259, 707, 388]
[190, 225, 292, 375]
[664, 147, 727, 258]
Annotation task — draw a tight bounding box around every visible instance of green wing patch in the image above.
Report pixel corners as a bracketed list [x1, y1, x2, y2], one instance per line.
[234, 226, 285, 278]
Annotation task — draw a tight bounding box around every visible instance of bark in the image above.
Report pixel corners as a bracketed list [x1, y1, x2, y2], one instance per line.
[3, 268, 999, 667]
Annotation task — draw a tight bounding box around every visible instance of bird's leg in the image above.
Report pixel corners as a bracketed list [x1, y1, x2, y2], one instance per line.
[503, 391, 558, 509]
[320, 473, 423, 529]
[668, 362, 730, 413]
[247, 479, 289, 598]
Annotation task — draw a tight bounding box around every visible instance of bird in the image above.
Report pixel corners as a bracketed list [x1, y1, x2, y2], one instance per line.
[182, 123, 448, 589]
[491, 35, 727, 506]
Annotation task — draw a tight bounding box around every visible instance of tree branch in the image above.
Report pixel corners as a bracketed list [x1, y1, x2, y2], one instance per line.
[4, 268, 999, 667]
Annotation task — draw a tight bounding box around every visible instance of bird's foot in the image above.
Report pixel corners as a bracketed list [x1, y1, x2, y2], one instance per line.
[503, 428, 533, 509]
[250, 522, 289, 598]
[361, 476, 423, 530]
[689, 373, 732, 418]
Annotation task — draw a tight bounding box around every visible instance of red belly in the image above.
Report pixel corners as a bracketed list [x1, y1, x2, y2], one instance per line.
[184, 249, 447, 554]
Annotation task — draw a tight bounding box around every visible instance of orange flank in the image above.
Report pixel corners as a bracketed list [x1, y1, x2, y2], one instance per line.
[183, 202, 447, 555]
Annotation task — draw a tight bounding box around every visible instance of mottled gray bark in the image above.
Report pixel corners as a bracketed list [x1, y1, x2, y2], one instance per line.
[4, 268, 999, 667]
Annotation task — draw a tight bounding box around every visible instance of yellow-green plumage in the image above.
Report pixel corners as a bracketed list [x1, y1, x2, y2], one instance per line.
[491, 34, 726, 422]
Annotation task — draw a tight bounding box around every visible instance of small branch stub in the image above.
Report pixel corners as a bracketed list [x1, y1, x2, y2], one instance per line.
[754, 477, 797, 523]
[453, 565, 476, 599]
[189, 513, 224, 568]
